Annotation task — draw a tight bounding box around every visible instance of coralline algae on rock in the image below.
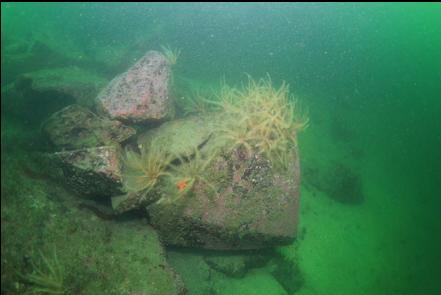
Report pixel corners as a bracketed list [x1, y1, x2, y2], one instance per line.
[96, 50, 173, 123]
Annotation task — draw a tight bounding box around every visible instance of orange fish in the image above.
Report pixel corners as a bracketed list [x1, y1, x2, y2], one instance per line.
[176, 179, 188, 191]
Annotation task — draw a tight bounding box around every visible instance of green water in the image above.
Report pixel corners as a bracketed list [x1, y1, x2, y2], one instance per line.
[2, 3, 441, 295]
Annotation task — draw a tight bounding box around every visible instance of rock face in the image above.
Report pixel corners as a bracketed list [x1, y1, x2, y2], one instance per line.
[42, 104, 135, 150]
[111, 191, 155, 214]
[1, 67, 108, 125]
[53, 146, 125, 198]
[137, 115, 217, 157]
[147, 146, 301, 250]
[96, 50, 173, 123]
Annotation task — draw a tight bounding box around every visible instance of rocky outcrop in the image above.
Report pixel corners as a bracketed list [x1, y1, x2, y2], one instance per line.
[1, 153, 186, 294]
[36, 48, 302, 251]
[96, 50, 173, 123]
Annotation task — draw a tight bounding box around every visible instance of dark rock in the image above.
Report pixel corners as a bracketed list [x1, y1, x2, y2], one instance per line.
[204, 255, 247, 278]
[42, 104, 135, 150]
[269, 254, 304, 295]
[328, 164, 363, 204]
[53, 146, 124, 198]
[203, 251, 271, 278]
[166, 250, 212, 295]
[1, 67, 108, 125]
[96, 50, 173, 123]
[1, 35, 88, 85]
[1, 80, 75, 126]
[305, 162, 364, 204]
[111, 190, 158, 214]
[19, 66, 108, 108]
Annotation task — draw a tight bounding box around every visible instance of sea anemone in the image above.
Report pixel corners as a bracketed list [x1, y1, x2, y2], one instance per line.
[160, 45, 181, 66]
[21, 249, 64, 295]
[122, 139, 173, 194]
[158, 148, 217, 203]
[214, 75, 308, 160]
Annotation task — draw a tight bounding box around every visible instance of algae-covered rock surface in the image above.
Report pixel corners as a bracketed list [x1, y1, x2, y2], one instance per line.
[53, 146, 125, 198]
[1, 67, 108, 124]
[136, 115, 218, 158]
[42, 104, 135, 151]
[1, 152, 186, 295]
[19, 67, 108, 108]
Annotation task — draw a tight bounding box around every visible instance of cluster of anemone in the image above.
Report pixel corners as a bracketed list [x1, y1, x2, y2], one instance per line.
[122, 140, 173, 194]
[213, 76, 308, 161]
[160, 45, 181, 66]
[122, 142, 216, 202]
[179, 88, 217, 115]
[21, 249, 64, 295]
[159, 149, 218, 203]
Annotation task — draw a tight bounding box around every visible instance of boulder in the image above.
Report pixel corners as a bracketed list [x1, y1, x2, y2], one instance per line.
[96, 50, 173, 123]
[137, 115, 216, 156]
[42, 104, 135, 150]
[147, 146, 301, 250]
[53, 146, 124, 198]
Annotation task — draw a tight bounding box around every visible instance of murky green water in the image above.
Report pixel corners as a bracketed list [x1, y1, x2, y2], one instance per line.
[2, 3, 440, 295]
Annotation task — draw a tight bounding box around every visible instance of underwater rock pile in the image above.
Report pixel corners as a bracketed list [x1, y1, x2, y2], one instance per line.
[42, 49, 304, 252]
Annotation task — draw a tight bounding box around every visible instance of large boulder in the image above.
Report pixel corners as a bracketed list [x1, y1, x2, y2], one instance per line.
[147, 146, 300, 250]
[53, 146, 124, 198]
[42, 104, 135, 151]
[96, 50, 173, 123]
[107, 113, 300, 249]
